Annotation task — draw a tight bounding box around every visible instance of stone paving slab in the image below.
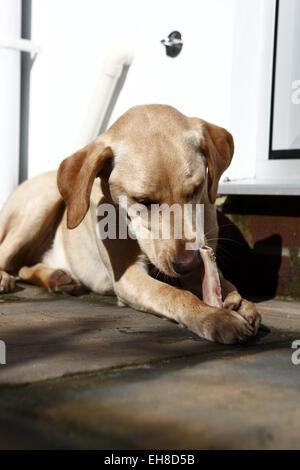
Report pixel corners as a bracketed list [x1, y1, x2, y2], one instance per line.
[0, 343, 299, 449]
[0, 284, 299, 385]
[0, 284, 300, 449]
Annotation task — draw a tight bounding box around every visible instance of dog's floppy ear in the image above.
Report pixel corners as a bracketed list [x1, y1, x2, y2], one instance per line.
[202, 121, 234, 204]
[57, 141, 113, 229]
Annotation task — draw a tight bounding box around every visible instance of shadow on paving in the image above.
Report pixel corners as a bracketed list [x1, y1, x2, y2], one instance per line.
[0, 283, 287, 386]
[0, 341, 298, 450]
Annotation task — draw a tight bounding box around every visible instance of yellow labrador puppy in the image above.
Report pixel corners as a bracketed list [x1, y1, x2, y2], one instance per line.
[0, 105, 260, 343]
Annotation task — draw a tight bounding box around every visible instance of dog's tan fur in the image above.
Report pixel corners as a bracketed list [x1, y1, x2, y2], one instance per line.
[0, 105, 260, 343]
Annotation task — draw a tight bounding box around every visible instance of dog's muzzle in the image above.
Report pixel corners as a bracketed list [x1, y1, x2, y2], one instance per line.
[171, 250, 202, 275]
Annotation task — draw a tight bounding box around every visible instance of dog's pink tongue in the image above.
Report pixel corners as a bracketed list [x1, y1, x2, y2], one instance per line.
[199, 246, 223, 308]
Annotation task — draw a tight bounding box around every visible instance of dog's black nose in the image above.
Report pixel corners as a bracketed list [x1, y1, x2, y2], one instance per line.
[172, 250, 202, 274]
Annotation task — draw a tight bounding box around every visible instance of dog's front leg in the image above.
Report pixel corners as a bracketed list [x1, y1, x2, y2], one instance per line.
[114, 264, 258, 344]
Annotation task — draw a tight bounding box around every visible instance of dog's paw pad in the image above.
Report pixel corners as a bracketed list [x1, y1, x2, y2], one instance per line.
[48, 269, 82, 295]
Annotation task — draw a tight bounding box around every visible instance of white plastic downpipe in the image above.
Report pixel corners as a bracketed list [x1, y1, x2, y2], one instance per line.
[0, 0, 21, 208]
[75, 45, 134, 149]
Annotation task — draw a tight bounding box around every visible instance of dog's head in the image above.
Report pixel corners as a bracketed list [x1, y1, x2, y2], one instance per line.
[57, 105, 233, 277]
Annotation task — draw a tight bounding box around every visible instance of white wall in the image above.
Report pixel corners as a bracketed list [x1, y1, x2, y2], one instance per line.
[0, 0, 21, 207]
[2, 0, 294, 204]
[27, 0, 235, 177]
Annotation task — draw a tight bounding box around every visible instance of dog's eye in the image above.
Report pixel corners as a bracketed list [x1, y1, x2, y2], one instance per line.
[187, 186, 200, 200]
[139, 198, 155, 207]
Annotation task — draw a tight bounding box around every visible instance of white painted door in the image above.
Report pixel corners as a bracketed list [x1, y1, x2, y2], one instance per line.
[27, 0, 235, 177]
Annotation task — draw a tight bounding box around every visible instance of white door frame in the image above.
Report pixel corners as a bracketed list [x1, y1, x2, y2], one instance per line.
[256, 0, 300, 181]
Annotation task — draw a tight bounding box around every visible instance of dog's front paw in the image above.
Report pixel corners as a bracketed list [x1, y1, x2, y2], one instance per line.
[0, 271, 16, 293]
[223, 291, 261, 334]
[197, 308, 257, 344]
[236, 299, 261, 334]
